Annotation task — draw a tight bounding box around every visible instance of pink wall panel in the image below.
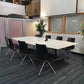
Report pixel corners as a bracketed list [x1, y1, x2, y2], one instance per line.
[8, 20, 23, 38]
[0, 19, 6, 46]
[8, 20, 23, 43]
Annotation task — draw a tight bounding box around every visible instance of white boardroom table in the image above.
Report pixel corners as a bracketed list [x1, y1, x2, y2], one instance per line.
[13, 36, 77, 50]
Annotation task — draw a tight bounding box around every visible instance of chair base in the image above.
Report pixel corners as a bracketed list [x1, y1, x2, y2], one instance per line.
[10, 49, 20, 61]
[38, 60, 56, 76]
[19, 55, 35, 66]
[5, 48, 11, 56]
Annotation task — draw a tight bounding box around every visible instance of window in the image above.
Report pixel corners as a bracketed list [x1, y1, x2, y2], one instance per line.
[48, 13, 84, 34]
[50, 16, 62, 32]
[65, 15, 84, 33]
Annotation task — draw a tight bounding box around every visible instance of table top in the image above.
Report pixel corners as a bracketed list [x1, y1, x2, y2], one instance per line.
[13, 36, 77, 50]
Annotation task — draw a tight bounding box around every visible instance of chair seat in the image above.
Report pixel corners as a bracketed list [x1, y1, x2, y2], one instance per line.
[22, 48, 35, 54]
[37, 53, 59, 61]
[9, 45, 14, 50]
[14, 44, 19, 49]
[9, 45, 18, 50]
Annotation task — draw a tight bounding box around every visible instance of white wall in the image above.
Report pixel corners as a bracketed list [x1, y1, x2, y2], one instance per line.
[41, 0, 77, 17]
[25, 21, 38, 36]
[24, 19, 48, 36]
[0, 1, 25, 15]
[41, 0, 84, 17]
[78, 0, 84, 13]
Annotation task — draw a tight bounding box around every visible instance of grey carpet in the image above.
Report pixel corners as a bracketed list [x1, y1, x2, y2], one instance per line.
[0, 47, 84, 84]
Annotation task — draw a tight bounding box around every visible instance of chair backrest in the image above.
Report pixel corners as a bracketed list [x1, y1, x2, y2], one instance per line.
[18, 41, 27, 53]
[8, 39, 14, 49]
[35, 34, 41, 37]
[67, 37, 75, 49]
[45, 35, 51, 39]
[67, 37, 75, 42]
[5, 36, 9, 47]
[36, 44, 48, 59]
[56, 36, 63, 40]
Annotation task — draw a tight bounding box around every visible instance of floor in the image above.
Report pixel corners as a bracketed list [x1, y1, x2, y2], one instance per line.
[0, 47, 84, 84]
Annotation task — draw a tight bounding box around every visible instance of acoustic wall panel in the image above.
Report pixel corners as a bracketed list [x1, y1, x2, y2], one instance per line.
[8, 20, 23, 43]
[41, 0, 77, 17]
[8, 20, 23, 38]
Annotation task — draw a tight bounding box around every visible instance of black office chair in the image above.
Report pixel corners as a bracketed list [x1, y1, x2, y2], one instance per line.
[8, 38, 19, 61]
[18, 41, 35, 66]
[64, 37, 75, 59]
[36, 44, 56, 76]
[56, 36, 63, 40]
[5, 36, 19, 55]
[45, 35, 51, 39]
[5, 36, 10, 55]
[35, 34, 41, 37]
[45, 35, 51, 41]
[55, 36, 63, 55]
[45, 35, 53, 53]
[67, 37, 75, 49]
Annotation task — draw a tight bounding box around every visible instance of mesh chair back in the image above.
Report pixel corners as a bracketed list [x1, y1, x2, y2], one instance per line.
[18, 41, 27, 53]
[35, 34, 41, 37]
[56, 36, 63, 40]
[67, 37, 75, 42]
[36, 44, 48, 60]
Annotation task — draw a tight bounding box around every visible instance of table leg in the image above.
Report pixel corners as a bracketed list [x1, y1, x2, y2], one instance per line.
[55, 49, 57, 56]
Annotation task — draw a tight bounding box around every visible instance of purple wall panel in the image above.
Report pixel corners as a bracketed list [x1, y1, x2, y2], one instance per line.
[8, 20, 23, 43]
[8, 20, 22, 38]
